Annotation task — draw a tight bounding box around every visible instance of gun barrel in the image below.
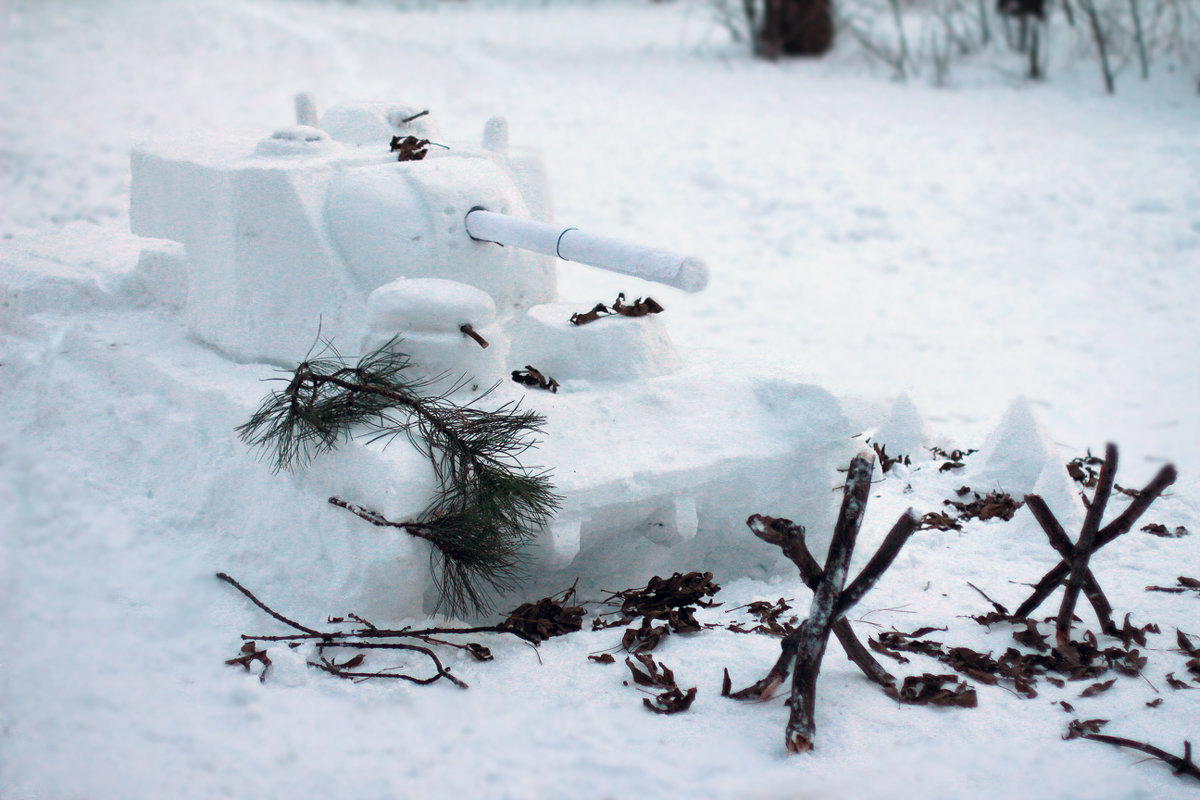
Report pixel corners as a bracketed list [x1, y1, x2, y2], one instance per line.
[465, 208, 708, 293]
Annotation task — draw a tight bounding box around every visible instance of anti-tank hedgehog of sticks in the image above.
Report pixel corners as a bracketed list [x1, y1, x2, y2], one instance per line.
[728, 449, 918, 753]
[1011, 442, 1177, 651]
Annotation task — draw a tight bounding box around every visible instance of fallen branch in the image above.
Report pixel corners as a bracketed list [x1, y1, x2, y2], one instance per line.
[217, 572, 320, 636]
[312, 651, 467, 688]
[1081, 734, 1200, 781]
[217, 572, 538, 689]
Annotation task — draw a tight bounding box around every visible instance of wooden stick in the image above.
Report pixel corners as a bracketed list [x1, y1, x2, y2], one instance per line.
[1080, 576, 1118, 637]
[1024, 494, 1076, 558]
[241, 622, 515, 643]
[833, 623, 897, 690]
[1056, 444, 1114, 648]
[835, 509, 919, 619]
[729, 628, 802, 701]
[216, 572, 322, 636]
[1097, 463, 1177, 541]
[786, 451, 875, 753]
[459, 323, 489, 349]
[1082, 734, 1200, 781]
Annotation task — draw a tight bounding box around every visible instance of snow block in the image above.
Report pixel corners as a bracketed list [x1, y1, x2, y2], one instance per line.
[509, 302, 680, 382]
[320, 101, 443, 148]
[222, 363, 855, 617]
[512, 373, 856, 600]
[0, 225, 149, 315]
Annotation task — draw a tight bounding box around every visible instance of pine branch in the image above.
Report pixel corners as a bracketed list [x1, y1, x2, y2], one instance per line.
[238, 336, 560, 616]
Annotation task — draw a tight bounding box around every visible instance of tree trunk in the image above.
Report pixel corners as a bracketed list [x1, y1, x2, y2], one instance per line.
[759, 0, 836, 59]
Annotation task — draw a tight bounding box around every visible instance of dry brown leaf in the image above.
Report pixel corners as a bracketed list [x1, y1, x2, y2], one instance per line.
[1165, 673, 1193, 690]
[511, 365, 559, 393]
[1064, 718, 1108, 740]
[898, 673, 978, 708]
[611, 292, 663, 318]
[1141, 523, 1189, 538]
[1079, 678, 1116, 698]
[644, 687, 697, 715]
[391, 135, 430, 161]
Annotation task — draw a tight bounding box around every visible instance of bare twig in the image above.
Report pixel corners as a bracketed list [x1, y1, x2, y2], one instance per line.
[966, 582, 1009, 614]
[460, 323, 489, 349]
[218, 572, 533, 690]
[312, 652, 468, 688]
[1082, 734, 1200, 781]
[1077, 0, 1116, 94]
[216, 572, 321, 636]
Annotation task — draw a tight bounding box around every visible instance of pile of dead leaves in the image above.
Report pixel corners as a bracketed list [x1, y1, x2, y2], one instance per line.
[920, 486, 1023, 531]
[871, 442, 911, 474]
[1173, 630, 1200, 686]
[869, 613, 1166, 700]
[391, 134, 431, 162]
[929, 446, 977, 472]
[225, 641, 271, 678]
[1142, 523, 1190, 538]
[895, 673, 978, 707]
[501, 585, 585, 643]
[725, 597, 796, 637]
[569, 293, 663, 326]
[585, 572, 720, 714]
[1064, 717, 1110, 740]
[1066, 451, 1142, 500]
[579, 573, 720, 714]
[947, 487, 1023, 522]
[596, 572, 720, 630]
[591, 571, 722, 654]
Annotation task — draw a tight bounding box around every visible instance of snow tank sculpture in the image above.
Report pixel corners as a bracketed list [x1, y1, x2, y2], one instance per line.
[130, 96, 857, 615]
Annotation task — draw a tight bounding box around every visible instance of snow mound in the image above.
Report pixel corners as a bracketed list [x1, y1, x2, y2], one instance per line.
[969, 397, 1078, 520]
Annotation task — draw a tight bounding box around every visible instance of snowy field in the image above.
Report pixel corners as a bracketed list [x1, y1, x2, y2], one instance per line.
[2, 1, 1199, 798]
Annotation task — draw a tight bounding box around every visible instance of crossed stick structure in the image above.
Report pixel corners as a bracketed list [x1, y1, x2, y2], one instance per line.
[1013, 442, 1177, 649]
[731, 450, 918, 753]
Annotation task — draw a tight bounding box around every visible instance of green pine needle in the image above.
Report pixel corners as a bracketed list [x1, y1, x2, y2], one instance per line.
[238, 336, 560, 616]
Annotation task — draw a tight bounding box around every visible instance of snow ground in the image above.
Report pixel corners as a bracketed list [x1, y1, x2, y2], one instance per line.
[2, 1, 1198, 798]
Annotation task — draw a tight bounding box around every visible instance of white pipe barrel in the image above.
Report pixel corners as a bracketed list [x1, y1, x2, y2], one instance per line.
[465, 208, 708, 293]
